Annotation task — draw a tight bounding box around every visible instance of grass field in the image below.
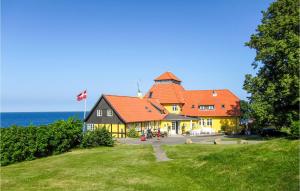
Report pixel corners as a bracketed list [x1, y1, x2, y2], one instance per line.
[1, 139, 299, 191]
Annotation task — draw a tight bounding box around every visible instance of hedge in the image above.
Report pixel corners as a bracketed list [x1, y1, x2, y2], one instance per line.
[0, 118, 114, 166]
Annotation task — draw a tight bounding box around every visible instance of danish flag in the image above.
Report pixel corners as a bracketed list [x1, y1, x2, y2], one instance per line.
[77, 90, 87, 101]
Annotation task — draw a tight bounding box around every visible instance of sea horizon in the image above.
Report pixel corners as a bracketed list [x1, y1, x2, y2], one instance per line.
[0, 111, 87, 128]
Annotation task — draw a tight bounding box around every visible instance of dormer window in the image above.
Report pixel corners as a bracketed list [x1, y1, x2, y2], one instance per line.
[149, 91, 153, 98]
[199, 105, 215, 110]
[221, 104, 225, 109]
[199, 105, 205, 110]
[172, 105, 178, 111]
[208, 105, 214, 110]
[191, 105, 195, 108]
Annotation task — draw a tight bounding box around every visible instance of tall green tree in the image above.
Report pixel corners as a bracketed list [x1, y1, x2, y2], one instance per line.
[244, 0, 299, 128]
[240, 100, 251, 123]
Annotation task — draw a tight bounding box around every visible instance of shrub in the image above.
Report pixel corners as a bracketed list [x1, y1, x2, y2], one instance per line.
[81, 128, 114, 148]
[127, 128, 139, 138]
[221, 125, 242, 135]
[0, 118, 82, 166]
[290, 120, 300, 139]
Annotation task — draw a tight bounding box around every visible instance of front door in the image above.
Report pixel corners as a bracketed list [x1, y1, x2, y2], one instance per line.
[171, 121, 178, 135]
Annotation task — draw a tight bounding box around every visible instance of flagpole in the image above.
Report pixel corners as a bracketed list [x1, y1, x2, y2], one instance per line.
[83, 91, 87, 132]
[84, 97, 87, 119]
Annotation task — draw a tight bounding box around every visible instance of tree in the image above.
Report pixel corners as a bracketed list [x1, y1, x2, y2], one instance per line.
[240, 100, 251, 124]
[244, 0, 299, 129]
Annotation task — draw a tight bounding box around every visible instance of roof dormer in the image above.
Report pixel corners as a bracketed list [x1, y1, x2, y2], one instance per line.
[154, 72, 182, 85]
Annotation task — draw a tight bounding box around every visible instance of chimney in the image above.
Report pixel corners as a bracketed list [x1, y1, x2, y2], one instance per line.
[137, 91, 143, 99]
[212, 90, 217, 97]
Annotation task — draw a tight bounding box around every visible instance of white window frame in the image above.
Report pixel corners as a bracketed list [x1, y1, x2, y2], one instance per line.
[96, 109, 102, 117]
[172, 105, 178, 111]
[107, 109, 113, 117]
[171, 121, 176, 130]
[208, 105, 215, 110]
[207, 119, 212, 126]
[202, 118, 206, 127]
[199, 105, 205, 110]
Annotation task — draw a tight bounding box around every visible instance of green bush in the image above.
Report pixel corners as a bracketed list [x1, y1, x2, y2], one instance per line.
[221, 125, 242, 135]
[81, 128, 114, 148]
[0, 118, 82, 166]
[0, 119, 117, 166]
[127, 128, 139, 138]
[290, 120, 299, 139]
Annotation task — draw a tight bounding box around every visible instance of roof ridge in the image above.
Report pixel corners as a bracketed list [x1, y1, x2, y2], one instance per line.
[154, 72, 181, 82]
[185, 89, 229, 92]
[172, 83, 185, 103]
[104, 94, 142, 99]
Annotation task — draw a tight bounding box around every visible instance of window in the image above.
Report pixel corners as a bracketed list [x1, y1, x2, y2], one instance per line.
[199, 105, 214, 110]
[172, 121, 176, 130]
[96, 110, 102, 117]
[87, 124, 92, 130]
[87, 124, 94, 131]
[207, 119, 212, 126]
[172, 105, 178, 111]
[107, 109, 113, 116]
[202, 118, 206, 126]
[149, 91, 153, 98]
[191, 105, 195, 108]
[199, 105, 205, 110]
[221, 104, 225, 109]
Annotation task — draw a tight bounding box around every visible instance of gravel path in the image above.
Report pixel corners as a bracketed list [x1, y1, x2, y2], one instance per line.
[116, 135, 266, 145]
[116, 135, 265, 162]
[152, 140, 171, 162]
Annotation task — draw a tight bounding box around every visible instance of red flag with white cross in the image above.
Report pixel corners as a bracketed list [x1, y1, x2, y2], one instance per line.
[77, 90, 87, 101]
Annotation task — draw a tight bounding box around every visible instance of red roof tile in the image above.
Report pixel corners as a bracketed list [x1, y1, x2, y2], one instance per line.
[94, 73, 240, 122]
[104, 95, 166, 123]
[181, 90, 240, 117]
[154, 72, 181, 82]
[145, 83, 185, 104]
[147, 98, 168, 113]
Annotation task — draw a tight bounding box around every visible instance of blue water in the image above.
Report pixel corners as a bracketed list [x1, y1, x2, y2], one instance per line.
[0, 112, 85, 128]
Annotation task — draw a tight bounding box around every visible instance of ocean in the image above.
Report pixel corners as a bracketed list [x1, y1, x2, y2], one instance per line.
[0, 112, 86, 128]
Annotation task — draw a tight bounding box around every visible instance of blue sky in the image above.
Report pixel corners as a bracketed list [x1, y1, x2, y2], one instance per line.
[1, 0, 273, 112]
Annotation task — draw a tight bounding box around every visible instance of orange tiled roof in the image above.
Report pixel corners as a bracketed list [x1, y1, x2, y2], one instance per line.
[181, 90, 240, 117]
[145, 83, 185, 104]
[147, 98, 168, 113]
[154, 72, 181, 82]
[99, 72, 240, 121]
[104, 95, 166, 123]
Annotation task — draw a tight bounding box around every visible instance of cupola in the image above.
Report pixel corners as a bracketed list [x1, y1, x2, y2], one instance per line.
[154, 72, 182, 85]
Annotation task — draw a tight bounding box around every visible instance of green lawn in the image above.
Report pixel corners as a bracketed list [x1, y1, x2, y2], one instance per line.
[1, 139, 299, 191]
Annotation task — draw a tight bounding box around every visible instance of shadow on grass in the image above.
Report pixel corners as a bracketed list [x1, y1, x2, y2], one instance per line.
[223, 134, 296, 141]
[223, 135, 271, 141]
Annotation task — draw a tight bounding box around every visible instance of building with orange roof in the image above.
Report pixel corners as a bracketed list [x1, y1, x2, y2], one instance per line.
[85, 72, 240, 137]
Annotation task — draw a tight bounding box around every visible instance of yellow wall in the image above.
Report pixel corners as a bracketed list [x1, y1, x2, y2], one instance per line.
[163, 104, 182, 114]
[195, 117, 239, 132]
[159, 117, 239, 134]
[160, 120, 197, 134]
[94, 123, 126, 138]
[91, 117, 239, 136]
[126, 121, 161, 135]
[160, 121, 172, 132]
